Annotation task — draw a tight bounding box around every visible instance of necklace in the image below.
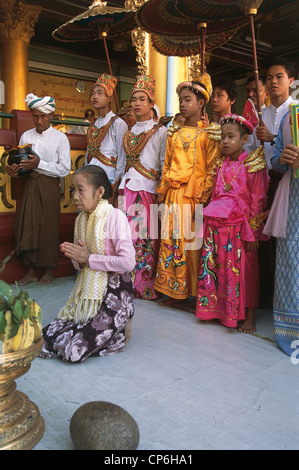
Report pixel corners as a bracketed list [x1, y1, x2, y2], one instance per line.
[220, 162, 243, 192]
[178, 126, 200, 152]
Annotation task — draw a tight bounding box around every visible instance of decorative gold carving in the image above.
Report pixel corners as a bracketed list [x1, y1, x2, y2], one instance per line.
[131, 28, 148, 75]
[124, 0, 146, 10]
[125, 0, 148, 75]
[0, 1, 41, 43]
[0, 148, 85, 214]
[0, 148, 16, 212]
[188, 55, 202, 81]
[188, 52, 211, 81]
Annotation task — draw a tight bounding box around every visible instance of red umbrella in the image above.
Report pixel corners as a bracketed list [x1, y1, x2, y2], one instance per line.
[179, 0, 295, 117]
[151, 29, 236, 58]
[136, 0, 250, 75]
[52, 0, 137, 110]
[137, 0, 295, 120]
[136, 0, 250, 37]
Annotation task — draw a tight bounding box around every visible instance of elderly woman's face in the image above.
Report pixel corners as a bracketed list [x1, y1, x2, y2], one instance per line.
[31, 110, 53, 134]
[72, 173, 104, 214]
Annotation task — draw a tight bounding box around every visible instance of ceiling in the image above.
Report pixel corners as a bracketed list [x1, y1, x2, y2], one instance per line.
[25, 0, 299, 80]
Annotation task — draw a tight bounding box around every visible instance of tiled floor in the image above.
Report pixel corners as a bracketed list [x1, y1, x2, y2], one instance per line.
[9, 276, 299, 450]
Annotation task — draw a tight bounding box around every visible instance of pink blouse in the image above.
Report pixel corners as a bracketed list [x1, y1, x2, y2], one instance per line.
[204, 151, 269, 242]
[73, 207, 136, 274]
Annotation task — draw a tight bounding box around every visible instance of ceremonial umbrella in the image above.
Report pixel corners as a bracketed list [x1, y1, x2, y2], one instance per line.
[175, 0, 295, 118]
[52, 0, 137, 110]
[136, 0, 250, 76]
[137, 0, 295, 120]
[151, 29, 236, 59]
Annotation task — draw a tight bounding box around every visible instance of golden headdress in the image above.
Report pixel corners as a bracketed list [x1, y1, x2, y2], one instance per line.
[176, 72, 212, 105]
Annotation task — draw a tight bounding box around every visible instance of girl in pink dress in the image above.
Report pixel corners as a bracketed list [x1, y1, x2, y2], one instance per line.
[195, 114, 269, 332]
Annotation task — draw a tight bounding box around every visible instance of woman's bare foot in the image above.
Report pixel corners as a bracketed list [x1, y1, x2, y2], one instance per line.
[238, 308, 256, 333]
[37, 269, 54, 285]
[18, 268, 38, 286]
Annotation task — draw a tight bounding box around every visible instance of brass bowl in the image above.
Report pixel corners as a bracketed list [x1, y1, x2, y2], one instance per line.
[0, 338, 45, 450]
[0, 338, 43, 382]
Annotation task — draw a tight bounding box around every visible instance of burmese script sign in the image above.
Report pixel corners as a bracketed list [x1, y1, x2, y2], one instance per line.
[29, 72, 95, 119]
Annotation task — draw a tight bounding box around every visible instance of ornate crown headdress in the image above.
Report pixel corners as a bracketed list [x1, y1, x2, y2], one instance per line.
[131, 74, 156, 102]
[94, 73, 117, 97]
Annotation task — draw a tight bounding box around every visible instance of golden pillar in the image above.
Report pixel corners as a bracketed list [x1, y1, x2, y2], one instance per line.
[0, 1, 41, 120]
[126, 0, 188, 116]
[147, 43, 168, 115]
[130, 26, 168, 115]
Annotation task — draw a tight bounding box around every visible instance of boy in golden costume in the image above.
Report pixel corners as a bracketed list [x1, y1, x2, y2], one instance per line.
[155, 74, 221, 309]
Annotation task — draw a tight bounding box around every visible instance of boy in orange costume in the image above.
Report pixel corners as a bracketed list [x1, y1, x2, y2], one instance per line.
[155, 75, 221, 309]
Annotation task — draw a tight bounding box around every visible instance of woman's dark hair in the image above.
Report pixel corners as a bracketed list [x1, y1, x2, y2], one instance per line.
[74, 165, 112, 199]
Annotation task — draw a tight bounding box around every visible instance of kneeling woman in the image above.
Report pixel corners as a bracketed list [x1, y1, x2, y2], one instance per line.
[40, 165, 136, 362]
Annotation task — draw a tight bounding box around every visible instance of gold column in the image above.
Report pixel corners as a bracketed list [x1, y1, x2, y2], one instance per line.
[0, 1, 41, 120]
[147, 43, 168, 116]
[125, 0, 168, 115]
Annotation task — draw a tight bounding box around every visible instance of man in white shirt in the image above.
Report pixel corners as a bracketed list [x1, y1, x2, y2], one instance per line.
[244, 58, 295, 169]
[6, 94, 71, 285]
[244, 58, 295, 308]
[245, 75, 268, 110]
[67, 108, 95, 135]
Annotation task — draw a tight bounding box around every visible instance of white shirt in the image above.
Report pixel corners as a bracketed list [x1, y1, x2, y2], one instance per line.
[244, 96, 294, 169]
[67, 119, 90, 135]
[19, 126, 71, 178]
[119, 119, 167, 194]
[85, 111, 127, 183]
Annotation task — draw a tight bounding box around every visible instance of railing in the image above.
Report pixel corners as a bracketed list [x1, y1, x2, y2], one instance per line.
[0, 112, 90, 128]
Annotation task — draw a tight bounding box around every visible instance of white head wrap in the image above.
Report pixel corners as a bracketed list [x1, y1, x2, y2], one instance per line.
[25, 93, 56, 114]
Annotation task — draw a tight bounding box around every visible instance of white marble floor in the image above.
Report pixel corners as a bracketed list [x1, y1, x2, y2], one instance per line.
[10, 276, 299, 450]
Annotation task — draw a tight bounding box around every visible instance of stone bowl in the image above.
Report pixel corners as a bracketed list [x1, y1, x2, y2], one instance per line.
[70, 401, 140, 450]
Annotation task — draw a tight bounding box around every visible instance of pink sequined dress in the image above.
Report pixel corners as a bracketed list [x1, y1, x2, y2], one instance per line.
[195, 151, 269, 327]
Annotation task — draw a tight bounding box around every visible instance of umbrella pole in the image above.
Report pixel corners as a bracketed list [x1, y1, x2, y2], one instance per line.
[201, 24, 207, 75]
[102, 32, 120, 111]
[196, 24, 207, 118]
[196, 23, 207, 76]
[248, 12, 262, 124]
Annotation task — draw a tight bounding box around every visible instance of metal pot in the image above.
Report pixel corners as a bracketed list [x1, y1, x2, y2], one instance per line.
[6, 145, 38, 175]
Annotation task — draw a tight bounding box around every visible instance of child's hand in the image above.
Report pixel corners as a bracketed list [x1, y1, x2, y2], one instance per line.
[201, 114, 210, 127]
[245, 240, 259, 252]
